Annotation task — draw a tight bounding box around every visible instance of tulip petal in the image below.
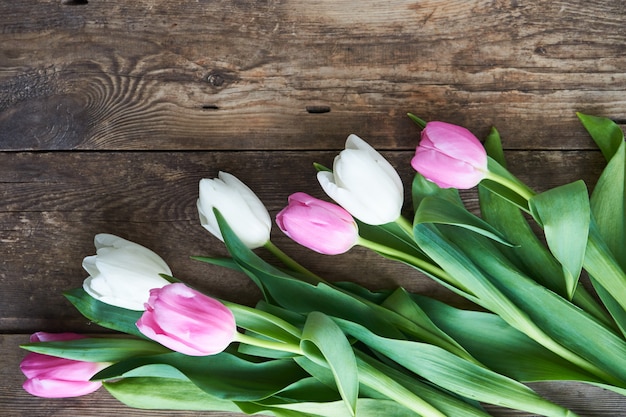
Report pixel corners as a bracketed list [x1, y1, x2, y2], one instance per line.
[318, 138, 404, 225]
[136, 283, 236, 356]
[23, 377, 102, 398]
[412, 147, 487, 189]
[276, 192, 358, 255]
[198, 174, 271, 249]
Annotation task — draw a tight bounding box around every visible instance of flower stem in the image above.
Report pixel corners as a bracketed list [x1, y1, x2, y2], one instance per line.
[263, 240, 328, 285]
[484, 170, 536, 201]
[395, 215, 415, 239]
[234, 332, 302, 355]
[357, 236, 473, 295]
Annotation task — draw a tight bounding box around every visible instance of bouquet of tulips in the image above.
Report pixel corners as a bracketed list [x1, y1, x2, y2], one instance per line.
[19, 112, 626, 417]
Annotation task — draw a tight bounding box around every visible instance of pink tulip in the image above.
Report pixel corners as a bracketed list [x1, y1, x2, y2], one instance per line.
[136, 283, 236, 356]
[276, 192, 359, 255]
[411, 121, 488, 189]
[20, 332, 109, 398]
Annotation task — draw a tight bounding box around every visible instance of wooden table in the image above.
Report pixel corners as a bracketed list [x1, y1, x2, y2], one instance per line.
[2, 1, 626, 415]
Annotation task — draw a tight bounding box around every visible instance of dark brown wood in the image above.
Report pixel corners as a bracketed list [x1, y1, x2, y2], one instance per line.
[3, 0, 626, 415]
[2, 1, 626, 151]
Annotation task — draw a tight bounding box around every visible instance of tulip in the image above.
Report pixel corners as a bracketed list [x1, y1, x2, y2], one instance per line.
[276, 192, 359, 255]
[136, 283, 236, 356]
[20, 332, 109, 398]
[411, 121, 488, 189]
[197, 171, 272, 249]
[82, 234, 171, 311]
[317, 134, 404, 225]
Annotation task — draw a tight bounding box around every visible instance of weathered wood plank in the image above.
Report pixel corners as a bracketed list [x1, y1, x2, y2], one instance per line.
[2, 0, 626, 150]
[3, 333, 626, 417]
[0, 149, 606, 332]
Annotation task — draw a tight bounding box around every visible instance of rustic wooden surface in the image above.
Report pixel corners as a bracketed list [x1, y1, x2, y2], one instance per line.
[2, 0, 626, 416]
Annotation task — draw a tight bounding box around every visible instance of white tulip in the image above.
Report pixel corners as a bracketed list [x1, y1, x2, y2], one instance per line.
[197, 171, 272, 249]
[317, 134, 404, 225]
[82, 234, 171, 310]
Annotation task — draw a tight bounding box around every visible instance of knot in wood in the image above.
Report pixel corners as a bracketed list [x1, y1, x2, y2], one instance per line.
[207, 72, 225, 87]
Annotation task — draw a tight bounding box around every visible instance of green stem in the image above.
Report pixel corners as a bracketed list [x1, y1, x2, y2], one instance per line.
[484, 170, 536, 201]
[263, 240, 328, 285]
[394, 215, 415, 239]
[356, 354, 448, 417]
[234, 332, 303, 355]
[357, 236, 473, 296]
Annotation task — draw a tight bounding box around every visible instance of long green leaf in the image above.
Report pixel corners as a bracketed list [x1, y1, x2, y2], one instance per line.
[301, 312, 358, 416]
[104, 377, 243, 412]
[478, 185, 614, 328]
[480, 157, 533, 212]
[577, 112, 624, 162]
[439, 227, 626, 387]
[334, 318, 577, 417]
[64, 287, 144, 337]
[21, 337, 169, 362]
[483, 126, 507, 167]
[529, 180, 590, 299]
[226, 302, 302, 345]
[589, 141, 626, 270]
[380, 288, 477, 363]
[296, 355, 490, 417]
[411, 294, 601, 383]
[415, 196, 515, 246]
[584, 223, 626, 313]
[96, 351, 307, 402]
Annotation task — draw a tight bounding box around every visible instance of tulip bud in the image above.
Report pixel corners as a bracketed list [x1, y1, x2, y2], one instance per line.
[20, 332, 109, 398]
[276, 192, 359, 255]
[82, 234, 171, 311]
[317, 134, 404, 225]
[136, 283, 237, 356]
[197, 172, 272, 249]
[411, 121, 488, 189]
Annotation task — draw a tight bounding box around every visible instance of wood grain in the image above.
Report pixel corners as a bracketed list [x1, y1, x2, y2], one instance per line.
[2, 0, 626, 150]
[3, 0, 626, 415]
[0, 150, 606, 332]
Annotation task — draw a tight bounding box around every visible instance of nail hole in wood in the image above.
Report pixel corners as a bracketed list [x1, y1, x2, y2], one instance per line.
[306, 106, 331, 114]
[62, 0, 89, 5]
[201, 104, 220, 110]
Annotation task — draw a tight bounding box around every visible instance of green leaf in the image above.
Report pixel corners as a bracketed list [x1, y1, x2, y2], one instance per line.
[412, 172, 464, 209]
[301, 312, 358, 416]
[334, 318, 576, 417]
[215, 210, 408, 340]
[380, 288, 478, 364]
[480, 157, 532, 212]
[584, 223, 626, 314]
[104, 377, 243, 411]
[415, 196, 515, 247]
[64, 288, 144, 337]
[479, 185, 614, 327]
[407, 112, 427, 128]
[483, 127, 507, 167]
[225, 302, 302, 345]
[529, 180, 590, 299]
[411, 294, 602, 384]
[313, 162, 332, 173]
[590, 141, 626, 270]
[577, 112, 624, 162]
[96, 351, 307, 402]
[433, 226, 626, 387]
[190, 255, 243, 271]
[356, 218, 425, 259]
[21, 337, 169, 362]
